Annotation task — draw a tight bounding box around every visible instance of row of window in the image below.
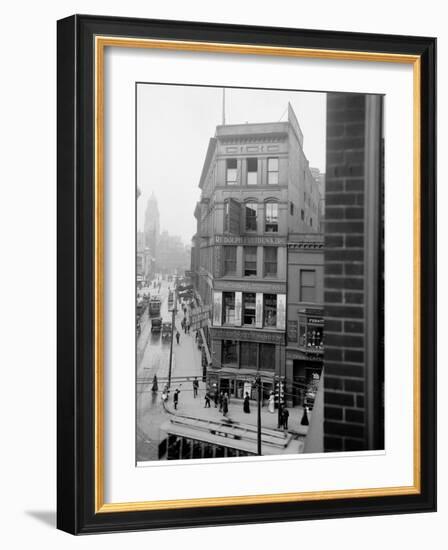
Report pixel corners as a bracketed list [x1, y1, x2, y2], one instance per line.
[223, 246, 277, 277]
[222, 340, 276, 370]
[224, 201, 279, 233]
[221, 292, 278, 327]
[226, 157, 279, 186]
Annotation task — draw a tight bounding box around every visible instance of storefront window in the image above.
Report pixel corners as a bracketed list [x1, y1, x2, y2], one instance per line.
[222, 292, 236, 324]
[298, 316, 324, 350]
[259, 343, 276, 370]
[263, 294, 277, 327]
[222, 340, 238, 366]
[306, 326, 323, 350]
[243, 292, 256, 325]
[240, 342, 258, 369]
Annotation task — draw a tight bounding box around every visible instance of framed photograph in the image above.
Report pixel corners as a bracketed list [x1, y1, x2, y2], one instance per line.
[57, 14, 436, 534]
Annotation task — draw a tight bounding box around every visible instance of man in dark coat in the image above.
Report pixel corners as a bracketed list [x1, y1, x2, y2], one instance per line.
[204, 393, 211, 408]
[213, 387, 219, 408]
[173, 389, 180, 410]
[222, 393, 229, 416]
[243, 393, 250, 414]
[176, 331, 180, 344]
[282, 408, 289, 430]
[193, 377, 199, 398]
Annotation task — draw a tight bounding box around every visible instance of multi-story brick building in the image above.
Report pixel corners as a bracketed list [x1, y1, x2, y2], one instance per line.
[322, 92, 384, 452]
[286, 233, 324, 407]
[191, 104, 322, 401]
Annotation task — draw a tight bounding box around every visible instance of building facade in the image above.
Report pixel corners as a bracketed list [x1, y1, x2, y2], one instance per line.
[286, 233, 324, 407]
[322, 92, 384, 452]
[191, 104, 322, 401]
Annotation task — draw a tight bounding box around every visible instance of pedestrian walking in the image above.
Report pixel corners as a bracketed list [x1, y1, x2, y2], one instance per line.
[213, 386, 219, 408]
[278, 406, 284, 429]
[186, 321, 190, 334]
[162, 384, 169, 403]
[204, 393, 211, 408]
[282, 408, 289, 430]
[181, 318, 185, 330]
[173, 388, 180, 410]
[222, 393, 229, 417]
[151, 374, 158, 393]
[301, 406, 309, 426]
[268, 391, 275, 413]
[195, 330, 199, 342]
[175, 331, 180, 344]
[243, 392, 250, 414]
[193, 377, 199, 398]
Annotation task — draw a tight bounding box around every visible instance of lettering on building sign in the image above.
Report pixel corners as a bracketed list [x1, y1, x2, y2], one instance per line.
[214, 235, 287, 246]
[212, 327, 285, 345]
[213, 291, 222, 326]
[215, 280, 287, 294]
[308, 317, 324, 326]
[190, 304, 212, 330]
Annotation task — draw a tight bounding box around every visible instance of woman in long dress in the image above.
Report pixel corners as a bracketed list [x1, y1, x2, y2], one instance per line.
[268, 391, 275, 413]
[243, 392, 251, 414]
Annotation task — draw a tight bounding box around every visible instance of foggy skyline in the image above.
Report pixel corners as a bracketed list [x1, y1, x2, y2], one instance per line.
[137, 84, 327, 243]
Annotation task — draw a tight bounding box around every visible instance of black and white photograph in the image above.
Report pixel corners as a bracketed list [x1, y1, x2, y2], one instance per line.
[135, 83, 384, 462]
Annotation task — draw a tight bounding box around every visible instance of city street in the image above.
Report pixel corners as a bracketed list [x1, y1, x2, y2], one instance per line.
[136, 282, 309, 461]
[136, 279, 203, 461]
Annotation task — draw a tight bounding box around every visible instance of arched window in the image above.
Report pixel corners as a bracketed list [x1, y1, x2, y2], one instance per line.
[265, 201, 279, 233]
[245, 201, 258, 231]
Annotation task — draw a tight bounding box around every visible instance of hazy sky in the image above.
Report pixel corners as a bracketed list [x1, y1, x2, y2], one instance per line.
[137, 84, 326, 242]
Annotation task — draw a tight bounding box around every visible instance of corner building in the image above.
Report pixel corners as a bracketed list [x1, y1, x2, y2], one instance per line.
[192, 104, 321, 401]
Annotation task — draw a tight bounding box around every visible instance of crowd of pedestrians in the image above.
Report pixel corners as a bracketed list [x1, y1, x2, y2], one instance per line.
[162, 291, 310, 433]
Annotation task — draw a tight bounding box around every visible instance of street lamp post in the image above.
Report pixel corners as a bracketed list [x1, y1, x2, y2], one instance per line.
[167, 289, 177, 390]
[256, 375, 262, 456]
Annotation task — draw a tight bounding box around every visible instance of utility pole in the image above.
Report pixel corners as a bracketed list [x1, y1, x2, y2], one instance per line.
[256, 375, 262, 456]
[167, 288, 177, 390]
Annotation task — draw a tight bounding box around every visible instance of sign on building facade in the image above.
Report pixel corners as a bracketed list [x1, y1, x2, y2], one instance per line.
[190, 304, 212, 331]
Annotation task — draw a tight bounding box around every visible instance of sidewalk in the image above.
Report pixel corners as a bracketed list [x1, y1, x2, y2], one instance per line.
[167, 368, 310, 436]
